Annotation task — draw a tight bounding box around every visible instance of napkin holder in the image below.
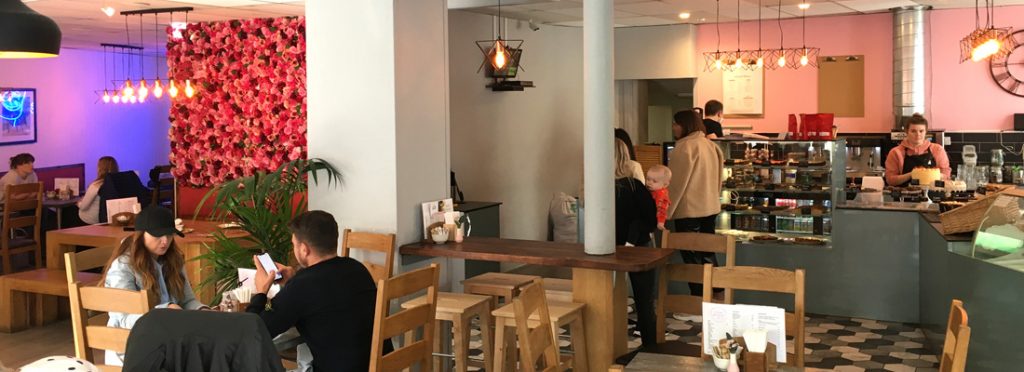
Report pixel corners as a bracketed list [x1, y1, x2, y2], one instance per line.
[718, 337, 779, 372]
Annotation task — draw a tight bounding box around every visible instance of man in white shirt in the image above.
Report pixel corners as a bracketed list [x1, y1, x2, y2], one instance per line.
[0, 153, 38, 200]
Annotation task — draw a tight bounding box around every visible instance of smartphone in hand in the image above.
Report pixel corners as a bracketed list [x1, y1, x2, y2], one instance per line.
[256, 253, 283, 281]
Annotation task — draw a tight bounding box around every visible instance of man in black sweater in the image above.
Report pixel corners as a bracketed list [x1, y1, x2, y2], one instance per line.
[249, 210, 378, 372]
[703, 99, 725, 139]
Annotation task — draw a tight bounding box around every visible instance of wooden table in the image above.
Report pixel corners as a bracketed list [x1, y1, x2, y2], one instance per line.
[0, 196, 81, 229]
[400, 237, 674, 372]
[622, 352, 804, 371]
[46, 220, 248, 303]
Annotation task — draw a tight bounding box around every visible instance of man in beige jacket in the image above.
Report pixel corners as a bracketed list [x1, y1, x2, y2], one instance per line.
[666, 109, 725, 297]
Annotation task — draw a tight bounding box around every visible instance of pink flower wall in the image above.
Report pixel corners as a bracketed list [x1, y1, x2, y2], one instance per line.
[167, 17, 306, 187]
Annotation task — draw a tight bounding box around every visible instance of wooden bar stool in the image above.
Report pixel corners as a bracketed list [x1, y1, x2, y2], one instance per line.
[402, 292, 494, 372]
[492, 280, 589, 372]
[541, 278, 573, 303]
[462, 272, 539, 309]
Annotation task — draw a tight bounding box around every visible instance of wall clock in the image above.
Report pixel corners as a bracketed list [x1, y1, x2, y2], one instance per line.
[990, 30, 1024, 97]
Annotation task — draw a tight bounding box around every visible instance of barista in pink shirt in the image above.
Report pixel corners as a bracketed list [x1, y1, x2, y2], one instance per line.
[884, 114, 951, 186]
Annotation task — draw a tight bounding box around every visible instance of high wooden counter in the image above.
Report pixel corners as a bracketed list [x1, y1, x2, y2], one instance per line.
[401, 237, 674, 371]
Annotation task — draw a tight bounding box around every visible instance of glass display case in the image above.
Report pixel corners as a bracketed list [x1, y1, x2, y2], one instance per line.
[971, 188, 1024, 272]
[713, 139, 846, 245]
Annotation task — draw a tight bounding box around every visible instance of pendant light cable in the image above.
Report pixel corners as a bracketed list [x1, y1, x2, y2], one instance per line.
[139, 15, 145, 80]
[716, 0, 721, 53]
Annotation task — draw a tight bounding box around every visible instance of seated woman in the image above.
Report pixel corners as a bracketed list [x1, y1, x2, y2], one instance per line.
[102, 206, 207, 365]
[0, 153, 38, 200]
[77, 156, 119, 225]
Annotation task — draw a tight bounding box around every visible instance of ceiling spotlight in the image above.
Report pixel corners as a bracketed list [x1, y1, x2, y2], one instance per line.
[798, 3, 811, 10]
[678, 12, 691, 20]
[100, 6, 116, 17]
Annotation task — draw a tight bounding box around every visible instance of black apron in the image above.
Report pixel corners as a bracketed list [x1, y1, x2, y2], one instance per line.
[899, 146, 936, 187]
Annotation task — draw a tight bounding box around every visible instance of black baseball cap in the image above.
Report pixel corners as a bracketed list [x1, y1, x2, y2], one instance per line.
[135, 206, 184, 237]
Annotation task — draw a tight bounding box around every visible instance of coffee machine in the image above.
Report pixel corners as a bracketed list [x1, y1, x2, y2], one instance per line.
[843, 135, 885, 183]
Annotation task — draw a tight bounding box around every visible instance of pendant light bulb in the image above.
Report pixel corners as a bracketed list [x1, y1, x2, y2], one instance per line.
[184, 80, 195, 98]
[123, 80, 134, 98]
[112, 95, 121, 104]
[493, 41, 508, 70]
[778, 54, 787, 67]
[800, 53, 809, 66]
[102, 91, 111, 103]
[168, 80, 179, 98]
[971, 38, 1002, 62]
[715, 58, 723, 70]
[153, 80, 164, 98]
[756, 57, 764, 68]
[733, 57, 744, 68]
[138, 79, 149, 101]
[128, 95, 137, 104]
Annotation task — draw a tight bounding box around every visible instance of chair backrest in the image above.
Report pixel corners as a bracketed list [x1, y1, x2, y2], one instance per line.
[63, 247, 115, 284]
[341, 229, 396, 284]
[149, 165, 175, 214]
[369, 263, 439, 372]
[68, 281, 152, 367]
[702, 264, 805, 367]
[513, 279, 560, 372]
[939, 299, 971, 372]
[2, 182, 43, 240]
[659, 231, 736, 314]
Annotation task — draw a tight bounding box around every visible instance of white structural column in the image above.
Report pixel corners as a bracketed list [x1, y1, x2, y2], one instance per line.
[583, 0, 615, 255]
[306, 0, 450, 275]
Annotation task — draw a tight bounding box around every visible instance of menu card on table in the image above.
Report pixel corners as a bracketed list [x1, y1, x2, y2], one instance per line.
[702, 302, 787, 362]
[105, 197, 139, 223]
[54, 178, 79, 196]
[421, 198, 454, 240]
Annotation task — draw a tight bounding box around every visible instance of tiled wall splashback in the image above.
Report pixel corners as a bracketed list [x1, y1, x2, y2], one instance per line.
[945, 132, 1024, 173]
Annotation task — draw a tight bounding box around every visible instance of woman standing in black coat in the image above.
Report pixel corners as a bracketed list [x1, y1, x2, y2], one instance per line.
[613, 138, 659, 347]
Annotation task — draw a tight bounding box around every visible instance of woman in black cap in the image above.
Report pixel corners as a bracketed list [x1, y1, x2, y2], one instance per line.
[100, 206, 207, 365]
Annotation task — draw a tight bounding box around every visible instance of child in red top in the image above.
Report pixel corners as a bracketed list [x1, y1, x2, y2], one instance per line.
[646, 165, 673, 230]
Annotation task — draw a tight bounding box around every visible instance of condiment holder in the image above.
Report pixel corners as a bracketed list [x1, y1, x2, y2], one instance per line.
[430, 225, 449, 244]
[718, 336, 779, 372]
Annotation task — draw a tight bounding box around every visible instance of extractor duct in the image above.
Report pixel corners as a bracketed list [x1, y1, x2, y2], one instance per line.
[892, 6, 931, 132]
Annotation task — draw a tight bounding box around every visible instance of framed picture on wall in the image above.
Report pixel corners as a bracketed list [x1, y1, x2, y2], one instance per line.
[0, 88, 38, 146]
[722, 69, 764, 118]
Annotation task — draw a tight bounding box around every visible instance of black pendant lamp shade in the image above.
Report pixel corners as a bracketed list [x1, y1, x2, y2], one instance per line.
[0, 0, 61, 58]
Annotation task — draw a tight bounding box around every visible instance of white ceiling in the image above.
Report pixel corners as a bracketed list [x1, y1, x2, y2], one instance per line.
[450, 0, 1024, 28]
[20, 0, 1024, 53]
[20, 0, 304, 52]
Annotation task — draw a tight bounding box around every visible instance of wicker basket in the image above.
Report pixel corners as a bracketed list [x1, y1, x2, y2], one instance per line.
[940, 189, 1010, 235]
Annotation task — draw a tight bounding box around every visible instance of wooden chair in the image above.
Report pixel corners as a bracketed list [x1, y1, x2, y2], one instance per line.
[656, 231, 735, 343]
[508, 279, 561, 372]
[1, 182, 43, 274]
[370, 263, 439, 372]
[341, 229, 396, 284]
[492, 280, 588, 372]
[64, 246, 116, 285]
[68, 281, 152, 370]
[148, 165, 175, 213]
[702, 264, 806, 367]
[939, 299, 971, 372]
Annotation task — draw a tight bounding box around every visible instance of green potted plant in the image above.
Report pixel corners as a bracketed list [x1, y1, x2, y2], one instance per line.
[194, 158, 341, 303]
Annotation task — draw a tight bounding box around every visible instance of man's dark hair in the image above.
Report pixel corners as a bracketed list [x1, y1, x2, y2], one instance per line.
[9, 153, 34, 169]
[704, 100, 724, 117]
[288, 210, 339, 255]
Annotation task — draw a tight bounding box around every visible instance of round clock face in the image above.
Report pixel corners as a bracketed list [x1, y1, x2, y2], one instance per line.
[990, 30, 1024, 97]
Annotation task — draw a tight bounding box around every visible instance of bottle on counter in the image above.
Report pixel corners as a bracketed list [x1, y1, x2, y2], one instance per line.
[991, 149, 1004, 183]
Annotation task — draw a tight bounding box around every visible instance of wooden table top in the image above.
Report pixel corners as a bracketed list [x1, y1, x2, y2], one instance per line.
[623, 352, 804, 371]
[48, 219, 248, 244]
[399, 237, 673, 272]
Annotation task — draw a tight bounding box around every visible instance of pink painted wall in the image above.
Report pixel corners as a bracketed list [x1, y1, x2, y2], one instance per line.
[694, 6, 1024, 133]
[930, 6, 1024, 131]
[0, 48, 171, 184]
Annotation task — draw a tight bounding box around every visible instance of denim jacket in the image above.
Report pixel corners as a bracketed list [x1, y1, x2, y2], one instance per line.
[103, 254, 205, 365]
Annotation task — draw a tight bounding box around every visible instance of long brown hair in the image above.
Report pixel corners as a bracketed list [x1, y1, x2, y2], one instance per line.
[102, 232, 186, 306]
[94, 156, 119, 184]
